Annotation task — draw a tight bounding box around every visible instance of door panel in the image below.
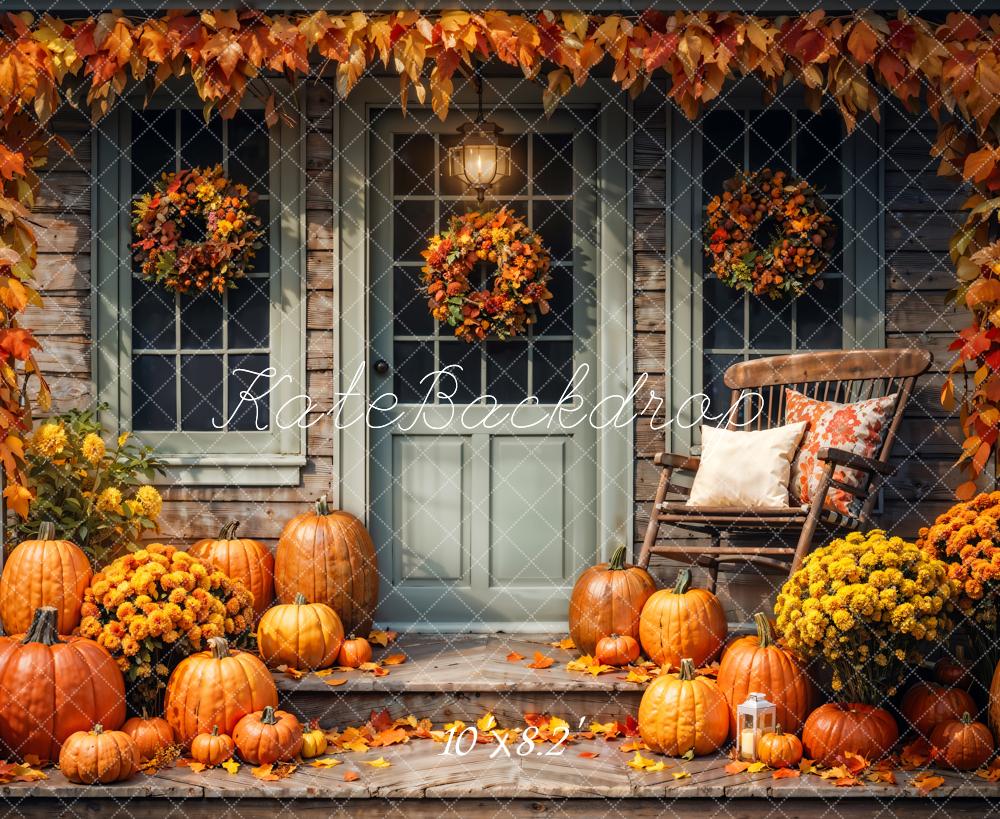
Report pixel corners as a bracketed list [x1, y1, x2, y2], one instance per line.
[369, 107, 599, 626]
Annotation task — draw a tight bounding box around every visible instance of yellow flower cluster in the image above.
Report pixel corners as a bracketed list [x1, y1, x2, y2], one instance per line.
[79, 542, 255, 709]
[31, 422, 68, 457]
[81, 432, 105, 464]
[775, 530, 958, 703]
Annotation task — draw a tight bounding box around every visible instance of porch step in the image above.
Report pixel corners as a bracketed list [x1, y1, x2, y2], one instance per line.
[275, 633, 644, 726]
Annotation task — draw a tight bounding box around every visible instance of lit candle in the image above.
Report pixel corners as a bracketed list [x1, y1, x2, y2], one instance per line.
[740, 728, 756, 760]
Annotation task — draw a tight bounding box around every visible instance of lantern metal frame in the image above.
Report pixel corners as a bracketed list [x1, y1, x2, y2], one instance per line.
[736, 692, 777, 762]
[446, 73, 511, 204]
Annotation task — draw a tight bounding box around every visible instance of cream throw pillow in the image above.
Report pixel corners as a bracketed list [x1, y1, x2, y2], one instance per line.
[686, 422, 808, 509]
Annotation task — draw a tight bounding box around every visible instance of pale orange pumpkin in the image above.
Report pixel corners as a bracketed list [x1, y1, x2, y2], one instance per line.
[802, 702, 899, 765]
[121, 713, 175, 762]
[568, 545, 657, 655]
[639, 569, 727, 669]
[594, 633, 640, 667]
[716, 612, 814, 737]
[190, 726, 236, 766]
[274, 496, 378, 635]
[0, 606, 126, 763]
[257, 593, 344, 670]
[59, 724, 140, 784]
[338, 636, 372, 668]
[0, 522, 91, 635]
[232, 706, 303, 765]
[900, 681, 977, 738]
[189, 521, 274, 621]
[756, 725, 803, 769]
[930, 713, 994, 771]
[638, 658, 730, 757]
[164, 636, 278, 744]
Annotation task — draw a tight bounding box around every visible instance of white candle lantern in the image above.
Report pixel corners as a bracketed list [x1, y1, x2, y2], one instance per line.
[736, 692, 776, 761]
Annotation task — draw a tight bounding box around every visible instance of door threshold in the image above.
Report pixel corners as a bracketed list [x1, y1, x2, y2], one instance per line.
[376, 621, 568, 635]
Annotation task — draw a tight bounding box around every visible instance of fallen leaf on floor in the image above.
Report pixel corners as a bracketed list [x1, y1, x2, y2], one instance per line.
[362, 756, 391, 768]
[619, 739, 646, 752]
[978, 758, 1000, 781]
[681, 749, 695, 761]
[527, 651, 555, 669]
[382, 653, 407, 665]
[506, 651, 525, 662]
[672, 770, 690, 779]
[867, 769, 896, 785]
[841, 751, 869, 775]
[284, 668, 308, 680]
[477, 713, 497, 732]
[725, 760, 750, 774]
[799, 758, 818, 775]
[0, 762, 47, 784]
[324, 678, 348, 687]
[308, 758, 342, 768]
[550, 636, 575, 650]
[589, 721, 617, 737]
[834, 776, 862, 787]
[21, 755, 43, 768]
[368, 629, 397, 647]
[900, 738, 932, 769]
[772, 768, 800, 779]
[252, 764, 276, 781]
[578, 751, 600, 758]
[746, 761, 767, 773]
[313, 668, 335, 677]
[370, 727, 409, 748]
[912, 772, 945, 794]
[622, 716, 640, 737]
[621, 668, 652, 684]
[370, 710, 393, 732]
[187, 762, 207, 774]
[358, 662, 389, 676]
[344, 770, 360, 782]
[221, 758, 240, 775]
[627, 751, 663, 771]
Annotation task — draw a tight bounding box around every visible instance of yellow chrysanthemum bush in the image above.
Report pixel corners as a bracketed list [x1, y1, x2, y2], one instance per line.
[775, 530, 959, 705]
[80, 543, 255, 713]
[11, 405, 165, 564]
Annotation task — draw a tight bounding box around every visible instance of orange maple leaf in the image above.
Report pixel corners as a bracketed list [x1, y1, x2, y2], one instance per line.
[506, 651, 525, 662]
[527, 651, 555, 669]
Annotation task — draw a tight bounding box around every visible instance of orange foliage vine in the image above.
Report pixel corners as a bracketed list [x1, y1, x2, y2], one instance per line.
[2, 9, 1000, 503]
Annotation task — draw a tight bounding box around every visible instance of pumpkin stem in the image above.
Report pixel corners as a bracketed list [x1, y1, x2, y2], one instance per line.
[261, 706, 277, 725]
[678, 658, 696, 680]
[93, 724, 104, 734]
[774, 724, 783, 736]
[673, 569, 692, 595]
[754, 613, 774, 648]
[608, 546, 627, 571]
[38, 521, 56, 540]
[211, 726, 220, 736]
[294, 593, 308, 606]
[962, 712, 972, 725]
[219, 521, 240, 540]
[21, 607, 61, 646]
[208, 636, 230, 660]
[316, 495, 330, 516]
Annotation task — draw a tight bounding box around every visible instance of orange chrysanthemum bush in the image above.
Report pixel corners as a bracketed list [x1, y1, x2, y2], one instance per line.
[131, 165, 263, 295]
[421, 207, 552, 342]
[79, 543, 255, 713]
[918, 491, 1000, 686]
[703, 169, 837, 300]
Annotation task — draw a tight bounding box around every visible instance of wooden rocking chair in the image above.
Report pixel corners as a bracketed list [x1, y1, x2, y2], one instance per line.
[636, 348, 932, 591]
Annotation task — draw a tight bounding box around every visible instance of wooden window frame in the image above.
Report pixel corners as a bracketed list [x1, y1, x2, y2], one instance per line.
[92, 95, 307, 486]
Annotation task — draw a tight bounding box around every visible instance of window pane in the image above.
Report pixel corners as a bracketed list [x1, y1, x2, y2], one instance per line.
[180, 290, 223, 349]
[394, 133, 435, 196]
[132, 279, 175, 349]
[702, 111, 744, 202]
[532, 200, 572, 262]
[702, 278, 742, 349]
[534, 265, 573, 335]
[180, 111, 223, 168]
[180, 354, 223, 431]
[229, 279, 270, 348]
[133, 355, 176, 430]
[394, 340, 435, 403]
[486, 341, 528, 403]
[395, 199, 436, 263]
[438, 341, 481, 403]
[703, 354, 740, 419]
[749, 297, 792, 349]
[228, 110, 269, 188]
[534, 340, 573, 404]
[798, 277, 844, 349]
[131, 110, 175, 192]
[393, 267, 433, 336]
[229, 353, 270, 431]
[533, 133, 573, 196]
[749, 110, 793, 172]
[251, 199, 271, 273]
[494, 134, 528, 197]
[797, 109, 843, 194]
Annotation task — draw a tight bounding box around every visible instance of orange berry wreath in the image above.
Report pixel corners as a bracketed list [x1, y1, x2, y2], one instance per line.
[421, 207, 553, 342]
[131, 164, 264, 295]
[704, 168, 837, 300]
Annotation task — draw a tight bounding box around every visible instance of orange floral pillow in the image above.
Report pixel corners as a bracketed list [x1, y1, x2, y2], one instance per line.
[784, 388, 898, 517]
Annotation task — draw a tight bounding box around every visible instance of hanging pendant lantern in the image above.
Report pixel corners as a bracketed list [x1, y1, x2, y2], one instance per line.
[446, 75, 510, 204]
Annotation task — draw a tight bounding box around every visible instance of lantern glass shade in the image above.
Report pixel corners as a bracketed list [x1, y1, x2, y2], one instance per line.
[447, 120, 511, 195]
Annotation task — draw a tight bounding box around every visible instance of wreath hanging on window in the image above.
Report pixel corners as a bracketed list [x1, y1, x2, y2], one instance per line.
[704, 168, 837, 300]
[420, 207, 553, 342]
[131, 164, 264, 296]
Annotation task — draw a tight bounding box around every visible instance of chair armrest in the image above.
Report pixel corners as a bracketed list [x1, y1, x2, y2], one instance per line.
[653, 452, 701, 472]
[817, 447, 893, 476]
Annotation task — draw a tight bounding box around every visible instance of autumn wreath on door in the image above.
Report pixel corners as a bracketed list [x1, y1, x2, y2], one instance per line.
[420, 207, 553, 342]
[131, 164, 264, 295]
[704, 168, 837, 300]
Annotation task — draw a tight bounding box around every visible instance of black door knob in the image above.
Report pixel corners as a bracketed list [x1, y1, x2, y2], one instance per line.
[373, 359, 390, 376]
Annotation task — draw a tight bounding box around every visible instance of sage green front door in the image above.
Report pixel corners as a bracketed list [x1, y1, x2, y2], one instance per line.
[368, 107, 599, 626]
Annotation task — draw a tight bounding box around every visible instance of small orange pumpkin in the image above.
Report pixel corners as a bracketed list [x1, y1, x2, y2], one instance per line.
[594, 633, 640, 667]
[338, 636, 373, 668]
[121, 713, 175, 762]
[900, 681, 977, 738]
[638, 658, 730, 757]
[59, 724, 140, 784]
[190, 726, 236, 766]
[257, 593, 344, 670]
[189, 521, 274, 621]
[802, 702, 899, 765]
[930, 713, 994, 771]
[232, 706, 303, 765]
[756, 725, 803, 769]
[639, 569, 727, 669]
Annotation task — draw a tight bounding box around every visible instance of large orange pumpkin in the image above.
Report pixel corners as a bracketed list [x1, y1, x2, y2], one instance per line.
[0, 522, 91, 635]
[568, 545, 656, 655]
[717, 612, 814, 737]
[900, 681, 977, 738]
[164, 636, 278, 744]
[121, 713, 175, 762]
[59, 725, 140, 784]
[639, 569, 727, 669]
[189, 521, 274, 621]
[802, 703, 899, 765]
[274, 496, 378, 635]
[930, 713, 994, 771]
[232, 706, 303, 765]
[0, 606, 126, 763]
[638, 658, 730, 756]
[257, 593, 344, 670]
